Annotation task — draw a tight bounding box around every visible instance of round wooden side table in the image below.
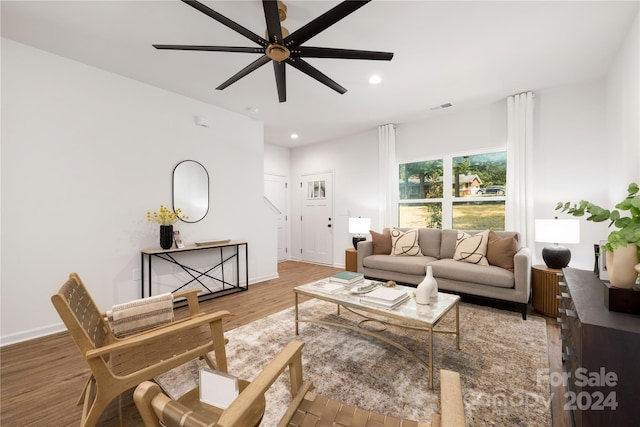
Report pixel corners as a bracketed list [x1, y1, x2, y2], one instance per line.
[531, 265, 562, 317]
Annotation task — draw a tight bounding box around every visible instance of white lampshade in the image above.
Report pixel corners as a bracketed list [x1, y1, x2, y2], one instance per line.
[348, 217, 371, 234]
[535, 219, 580, 244]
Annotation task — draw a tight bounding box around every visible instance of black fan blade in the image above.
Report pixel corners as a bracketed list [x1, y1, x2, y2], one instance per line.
[216, 55, 271, 90]
[286, 58, 346, 94]
[292, 46, 393, 61]
[182, 0, 267, 47]
[273, 61, 286, 103]
[284, 1, 370, 48]
[263, 0, 284, 44]
[153, 45, 265, 54]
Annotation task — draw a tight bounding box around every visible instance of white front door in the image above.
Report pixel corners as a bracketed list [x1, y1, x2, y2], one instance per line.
[301, 171, 333, 265]
[264, 174, 288, 261]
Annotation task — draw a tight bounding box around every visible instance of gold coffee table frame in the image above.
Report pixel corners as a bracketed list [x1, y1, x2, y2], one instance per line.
[294, 281, 461, 389]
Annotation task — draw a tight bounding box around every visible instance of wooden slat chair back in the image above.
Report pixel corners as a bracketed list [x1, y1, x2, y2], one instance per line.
[52, 272, 230, 427]
[134, 341, 467, 427]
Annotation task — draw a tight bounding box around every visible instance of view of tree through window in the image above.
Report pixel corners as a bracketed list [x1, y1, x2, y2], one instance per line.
[399, 151, 507, 230]
[399, 160, 443, 228]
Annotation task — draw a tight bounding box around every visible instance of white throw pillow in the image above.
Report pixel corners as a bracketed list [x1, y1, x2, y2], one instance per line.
[454, 230, 490, 265]
[390, 229, 423, 256]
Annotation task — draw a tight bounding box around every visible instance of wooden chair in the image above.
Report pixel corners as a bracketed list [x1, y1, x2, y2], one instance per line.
[51, 272, 230, 427]
[134, 340, 467, 427]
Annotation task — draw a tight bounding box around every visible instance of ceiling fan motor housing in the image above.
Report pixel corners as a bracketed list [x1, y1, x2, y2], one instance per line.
[266, 44, 290, 62]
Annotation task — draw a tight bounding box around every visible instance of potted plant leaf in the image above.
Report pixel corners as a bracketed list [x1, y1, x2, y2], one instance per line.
[556, 182, 640, 288]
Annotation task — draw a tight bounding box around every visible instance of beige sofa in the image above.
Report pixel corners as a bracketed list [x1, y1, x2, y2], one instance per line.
[356, 228, 532, 319]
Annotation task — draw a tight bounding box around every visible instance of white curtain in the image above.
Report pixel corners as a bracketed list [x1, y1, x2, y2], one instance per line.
[378, 124, 398, 229]
[506, 91, 535, 247]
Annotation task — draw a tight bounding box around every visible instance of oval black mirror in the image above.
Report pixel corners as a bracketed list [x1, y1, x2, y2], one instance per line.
[173, 160, 209, 223]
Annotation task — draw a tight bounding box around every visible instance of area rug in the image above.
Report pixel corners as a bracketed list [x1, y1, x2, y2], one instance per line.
[156, 299, 551, 426]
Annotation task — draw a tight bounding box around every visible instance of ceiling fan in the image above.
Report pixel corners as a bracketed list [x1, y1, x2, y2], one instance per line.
[153, 0, 394, 103]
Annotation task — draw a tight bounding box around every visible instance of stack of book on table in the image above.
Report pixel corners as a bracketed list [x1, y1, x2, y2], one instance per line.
[330, 271, 364, 285]
[360, 287, 410, 310]
[308, 280, 345, 294]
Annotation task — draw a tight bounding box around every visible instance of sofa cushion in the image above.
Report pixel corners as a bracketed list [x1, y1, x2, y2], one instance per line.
[486, 230, 519, 272]
[440, 229, 459, 259]
[390, 229, 423, 256]
[370, 230, 392, 255]
[418, 228, 442, 258]
[454, 230, 489, 265]
[428, 259, 515, 288]
[364, 254, 437, 276]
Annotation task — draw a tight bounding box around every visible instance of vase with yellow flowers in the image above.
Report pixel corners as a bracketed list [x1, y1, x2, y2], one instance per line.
[147, 205, 188, 249]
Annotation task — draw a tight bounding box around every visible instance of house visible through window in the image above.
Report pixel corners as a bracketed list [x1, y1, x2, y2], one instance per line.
[398, 150, 506, 230]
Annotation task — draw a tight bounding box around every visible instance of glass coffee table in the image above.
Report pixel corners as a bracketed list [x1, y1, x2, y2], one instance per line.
[294, 280, 460, 389]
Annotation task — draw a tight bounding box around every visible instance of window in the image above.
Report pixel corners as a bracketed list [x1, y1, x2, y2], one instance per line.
[398, 160, 443, 228]
[398, 150, 506, 230]
[307, 180, 326, 199]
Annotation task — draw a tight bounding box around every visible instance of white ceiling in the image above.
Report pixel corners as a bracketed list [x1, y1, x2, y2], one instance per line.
[2, 1, 638, 147]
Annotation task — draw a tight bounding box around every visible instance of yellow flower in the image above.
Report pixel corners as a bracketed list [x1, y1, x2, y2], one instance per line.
[146, 205, 189, 225]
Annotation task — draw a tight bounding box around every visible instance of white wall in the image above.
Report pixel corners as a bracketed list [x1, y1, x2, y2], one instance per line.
[264, 143, 290, 177]
[532, 79, 609, 270]
[290, 130, 380, 267]
[397, 102, 507, 163]
[607, 11, 640, 200]
[1, 39, 277, 345]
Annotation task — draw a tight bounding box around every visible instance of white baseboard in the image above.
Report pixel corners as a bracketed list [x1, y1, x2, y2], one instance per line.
[249, 273, 279, 284]
[1, 322, 66, 347]
[1, 273, 282, 347]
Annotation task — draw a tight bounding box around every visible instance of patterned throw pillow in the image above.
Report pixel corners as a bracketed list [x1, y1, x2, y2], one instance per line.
[454, 230, 489, 265]
[390, 229, 423, 256]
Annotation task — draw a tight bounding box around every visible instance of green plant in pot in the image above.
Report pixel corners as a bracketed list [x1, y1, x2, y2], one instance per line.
[556, 182, 640, 289]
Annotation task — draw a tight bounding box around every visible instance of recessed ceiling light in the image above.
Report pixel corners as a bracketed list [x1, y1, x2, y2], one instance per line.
[368, 75, 382, 85]
[290, 133, 299, 139]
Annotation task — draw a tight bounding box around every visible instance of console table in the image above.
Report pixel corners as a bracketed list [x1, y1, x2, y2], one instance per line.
[558, 268, 640, 427]
[141, 240, 248, 303]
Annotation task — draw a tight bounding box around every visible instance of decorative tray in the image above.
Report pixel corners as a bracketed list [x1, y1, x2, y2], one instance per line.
[350, 282, 383, 294]
[195, 239, 231, 246]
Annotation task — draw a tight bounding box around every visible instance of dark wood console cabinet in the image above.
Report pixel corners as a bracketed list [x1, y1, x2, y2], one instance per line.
[558, 268, 640, 427]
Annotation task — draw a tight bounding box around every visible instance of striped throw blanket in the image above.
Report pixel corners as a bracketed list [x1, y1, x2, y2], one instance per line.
[107, 293, 174, 338]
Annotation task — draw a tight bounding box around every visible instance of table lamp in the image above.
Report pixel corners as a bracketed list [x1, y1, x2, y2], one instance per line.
[535, 218, 580, 269]
[349, 217, 371, 249]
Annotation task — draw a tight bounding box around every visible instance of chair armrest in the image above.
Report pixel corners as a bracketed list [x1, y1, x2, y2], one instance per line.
[134, 381, 216, 427]
[173, 289, 201, 316]
[357, 241, 373, 273]
[439, 369, 466, 426]
[216, 340, 306, 427]
[86, 310, 230, 359]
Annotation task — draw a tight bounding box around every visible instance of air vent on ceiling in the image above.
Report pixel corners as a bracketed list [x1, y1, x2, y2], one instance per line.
[430, 102, 454, 111]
